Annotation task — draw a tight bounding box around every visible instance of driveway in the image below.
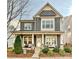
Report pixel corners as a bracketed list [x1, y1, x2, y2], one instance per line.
[8, 57, 72, 59]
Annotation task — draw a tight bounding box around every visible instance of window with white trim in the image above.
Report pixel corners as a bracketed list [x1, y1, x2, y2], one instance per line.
[45, 36, 57, 47]
[41, 19, 54, 30]
[24, 23, 32, 30]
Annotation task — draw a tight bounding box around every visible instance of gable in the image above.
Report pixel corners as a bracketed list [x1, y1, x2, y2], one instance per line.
[43, 5, 52, 10]
[34, 3, 63, 17]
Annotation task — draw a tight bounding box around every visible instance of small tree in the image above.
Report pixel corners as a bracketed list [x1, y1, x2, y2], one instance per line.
[14, 35, 23, 54]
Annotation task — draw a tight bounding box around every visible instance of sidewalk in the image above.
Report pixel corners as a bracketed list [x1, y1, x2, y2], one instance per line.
[8, 57, 72, 59]
[40, 57, 72, 59]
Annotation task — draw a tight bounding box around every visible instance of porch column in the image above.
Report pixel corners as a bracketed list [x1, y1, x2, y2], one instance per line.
[60, 34, 64, 49]
[27, 37, 29, 44]
[42, 34, 44, 45]
[32, 34, 34, 45]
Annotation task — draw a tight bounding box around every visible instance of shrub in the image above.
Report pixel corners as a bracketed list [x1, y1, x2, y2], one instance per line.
[14, 35, 23, 54]
[42, 47, 49, 54]
[7, 47, 13, 52]
[47, 50, 53, 56]
[53, 47, 59, 53]
[64, 43, 72, 48]
[59, 49, 65, 56]
[64, 47, 71, 53]
[27, 50, 34, 54]
[39, 51, 44, 56]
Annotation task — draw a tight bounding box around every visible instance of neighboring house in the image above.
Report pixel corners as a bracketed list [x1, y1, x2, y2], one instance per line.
[9, 3, 65, 49]
[63, 15, 72, 44]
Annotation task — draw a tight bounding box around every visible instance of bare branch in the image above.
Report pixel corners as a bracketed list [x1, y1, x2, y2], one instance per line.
[7, 0, 29, 25]
[7, 10, 23, 40]
[7, 0, 30, 40]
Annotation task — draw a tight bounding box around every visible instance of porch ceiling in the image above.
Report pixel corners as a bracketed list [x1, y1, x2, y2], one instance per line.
[12, 31, 64, 35]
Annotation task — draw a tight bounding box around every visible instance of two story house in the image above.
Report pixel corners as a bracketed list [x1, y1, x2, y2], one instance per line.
[12, 3, 64, 48]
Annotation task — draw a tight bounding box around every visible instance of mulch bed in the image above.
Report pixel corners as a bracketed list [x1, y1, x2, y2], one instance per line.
[7, 51, 33, 57]
[39, 53, 72, 57]
[8, 51, 72, 57]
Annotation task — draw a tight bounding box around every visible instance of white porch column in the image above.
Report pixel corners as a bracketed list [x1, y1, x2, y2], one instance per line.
[32, 34, 34, 44]
[60, 34, 64, 49]
[27, 37, 29, 44]
[42, 34, 44, 45]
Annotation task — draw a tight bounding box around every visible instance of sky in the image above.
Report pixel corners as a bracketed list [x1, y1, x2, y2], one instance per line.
[17, 0, 72, 19]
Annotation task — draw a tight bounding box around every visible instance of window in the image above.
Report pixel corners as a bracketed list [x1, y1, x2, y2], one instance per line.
[42, 19, 54, 30]
[51, 20, 53, 28]
[45, 36, 57, 47]
[42, 21, 45, 28]
[24, 23, 32, 30]
[46, 21, 50, 28]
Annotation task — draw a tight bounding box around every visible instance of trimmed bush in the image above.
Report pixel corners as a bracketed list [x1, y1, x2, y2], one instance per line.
[39, 51, 44, 56]
[47, 50, 53, 56]
[14, 35, 23, 54]
[64, 43, 72, 48]
[64, 47, 71, 53]
[27, 50, 34, 54]
[53, 47, 59, 53]
[7, 47, 13, 52]
[59, 49, 65, 56]
[42, 47, 49, 54]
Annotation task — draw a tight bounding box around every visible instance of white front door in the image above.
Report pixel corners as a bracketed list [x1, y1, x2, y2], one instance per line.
[45, 36, 57, 47]
[36, 36, 41, 47]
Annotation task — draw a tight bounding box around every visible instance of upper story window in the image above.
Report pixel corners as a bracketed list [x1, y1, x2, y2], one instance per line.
[24, 23, 32, 30]
[41, 19, 54, 30]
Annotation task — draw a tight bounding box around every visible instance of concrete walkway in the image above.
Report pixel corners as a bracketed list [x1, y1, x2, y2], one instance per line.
[32, 47, 40, 59]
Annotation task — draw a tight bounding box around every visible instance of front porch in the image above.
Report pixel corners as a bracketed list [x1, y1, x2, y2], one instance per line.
[8, 32, 69, 58]
[12, 31, 64, 54]
[18, 33, 64, 49]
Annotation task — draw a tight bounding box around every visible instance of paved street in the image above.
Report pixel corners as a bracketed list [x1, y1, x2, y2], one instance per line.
[8, 57, 72, 59]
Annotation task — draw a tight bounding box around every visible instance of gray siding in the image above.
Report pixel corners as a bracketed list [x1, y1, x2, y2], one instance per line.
[55, 18, 60, 31]
[20, 22, 24, 30]
[20, 22, 34, 31]
[32, 23, 34, 31]
[57, 35, 60, 48]
[34, 17, 41, 31]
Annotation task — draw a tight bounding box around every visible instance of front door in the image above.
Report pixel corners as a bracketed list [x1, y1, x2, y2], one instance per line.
[36, 36, 42, 47]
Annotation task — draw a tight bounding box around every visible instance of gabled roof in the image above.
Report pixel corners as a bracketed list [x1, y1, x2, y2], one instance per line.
[34, 2, 63, 17]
